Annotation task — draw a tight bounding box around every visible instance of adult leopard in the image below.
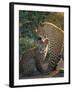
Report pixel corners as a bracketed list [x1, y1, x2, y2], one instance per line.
[35, 22, 64, 74]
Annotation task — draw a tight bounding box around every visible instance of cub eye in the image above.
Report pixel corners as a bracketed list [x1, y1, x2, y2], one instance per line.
[37, 37, 42, 40]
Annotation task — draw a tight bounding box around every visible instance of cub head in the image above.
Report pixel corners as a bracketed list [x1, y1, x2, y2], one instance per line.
[36, 36, 49, 60]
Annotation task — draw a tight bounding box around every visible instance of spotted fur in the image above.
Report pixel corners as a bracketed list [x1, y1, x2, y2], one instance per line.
[35, 22, 64, 73]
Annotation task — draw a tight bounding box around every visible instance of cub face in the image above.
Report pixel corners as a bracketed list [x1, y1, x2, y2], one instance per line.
[36, 37, 49, 61]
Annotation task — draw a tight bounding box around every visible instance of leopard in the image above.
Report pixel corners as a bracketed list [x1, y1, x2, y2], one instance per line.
[19, 37, 49, 78]
[34, 22, 64, 73]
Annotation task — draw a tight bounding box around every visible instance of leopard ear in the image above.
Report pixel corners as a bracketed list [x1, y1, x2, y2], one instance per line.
[44, 38, 48, 45]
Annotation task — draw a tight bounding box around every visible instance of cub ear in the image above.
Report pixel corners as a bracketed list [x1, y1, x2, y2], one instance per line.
[39, 22, 44, 27]
[44, 38, 48, 45]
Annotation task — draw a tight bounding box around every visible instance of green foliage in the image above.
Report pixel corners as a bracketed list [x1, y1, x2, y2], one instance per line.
[19, 36, 36, 56]
[19, 11, 64, 58]
[19, 11, 50, 38]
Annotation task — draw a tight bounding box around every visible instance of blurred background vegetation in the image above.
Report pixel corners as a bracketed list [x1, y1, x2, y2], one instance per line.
[19, 11, 64, 58]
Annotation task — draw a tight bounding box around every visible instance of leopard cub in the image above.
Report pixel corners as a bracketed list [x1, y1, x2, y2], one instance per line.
[19, 37, 49, 78]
